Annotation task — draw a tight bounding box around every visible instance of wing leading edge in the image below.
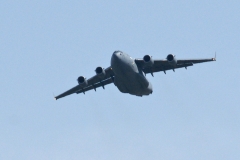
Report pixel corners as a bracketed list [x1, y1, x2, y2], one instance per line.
[55, 67, 114, 100]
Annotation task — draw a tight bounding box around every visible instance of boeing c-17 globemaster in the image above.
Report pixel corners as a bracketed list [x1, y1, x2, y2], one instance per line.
[55, 51, 216, 100]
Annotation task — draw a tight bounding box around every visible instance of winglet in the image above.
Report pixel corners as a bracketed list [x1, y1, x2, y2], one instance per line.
[53, 93, 57, 100]
[213, 52, 217, 61]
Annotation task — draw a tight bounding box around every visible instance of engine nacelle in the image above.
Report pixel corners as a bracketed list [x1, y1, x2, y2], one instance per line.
[77, 76, 88, 87]
[95, 66, 106, 78]
[143, 55, 154, 67]
[167, 54, 177, 66]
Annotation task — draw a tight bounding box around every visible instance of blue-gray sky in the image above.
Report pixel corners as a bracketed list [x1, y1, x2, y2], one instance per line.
[0, 1, 239, 159]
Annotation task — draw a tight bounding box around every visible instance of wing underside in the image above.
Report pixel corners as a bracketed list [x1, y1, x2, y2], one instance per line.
[55, 67, 114, 100]
[76, 77, 113, 94]
[135, 57, 216, 74]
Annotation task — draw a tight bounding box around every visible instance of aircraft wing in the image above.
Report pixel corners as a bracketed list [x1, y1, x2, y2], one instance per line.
[55, 67, 114, 100]
[135, 56, 216, 75]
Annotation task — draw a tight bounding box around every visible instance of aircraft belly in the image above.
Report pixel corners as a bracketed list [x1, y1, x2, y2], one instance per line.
[114, 70, 151, 95]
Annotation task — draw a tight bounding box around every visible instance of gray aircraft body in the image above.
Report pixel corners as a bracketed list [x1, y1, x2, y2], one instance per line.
[55, 51, 216, 100]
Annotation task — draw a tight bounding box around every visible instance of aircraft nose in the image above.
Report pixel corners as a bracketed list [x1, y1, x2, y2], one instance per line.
[112, 51, 121, 57]
[111, 51, 121, 65]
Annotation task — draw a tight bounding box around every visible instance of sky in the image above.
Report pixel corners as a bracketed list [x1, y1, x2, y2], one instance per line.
[0, 0, 240, 159]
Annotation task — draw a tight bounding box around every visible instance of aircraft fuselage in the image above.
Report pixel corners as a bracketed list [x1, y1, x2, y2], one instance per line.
[111, 51, 153, 96]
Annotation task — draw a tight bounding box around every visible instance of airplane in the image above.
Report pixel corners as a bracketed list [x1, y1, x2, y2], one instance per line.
[55, 51, 216, 100]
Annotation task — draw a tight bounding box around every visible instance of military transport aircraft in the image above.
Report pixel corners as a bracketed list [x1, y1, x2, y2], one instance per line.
[55, 51, 216, 100]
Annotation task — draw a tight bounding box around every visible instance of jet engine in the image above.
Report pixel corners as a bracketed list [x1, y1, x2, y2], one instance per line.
[95, 66, 106, 78]
[143, 55, 154, 67]
[77, 76, 88, 87]
[167, 54, 177, 65]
